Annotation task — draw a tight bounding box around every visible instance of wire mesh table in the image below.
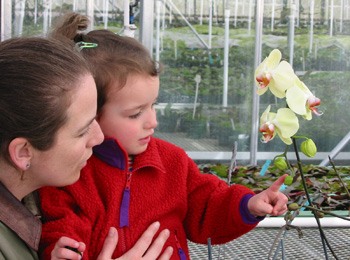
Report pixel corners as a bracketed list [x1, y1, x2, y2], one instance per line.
[188, 227, 350, 260]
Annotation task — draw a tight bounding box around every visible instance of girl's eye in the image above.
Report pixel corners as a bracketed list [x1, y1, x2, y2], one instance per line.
[129, 111, 142, 119]
[152, 102, 159, 107]
[79, 127, 91, 137]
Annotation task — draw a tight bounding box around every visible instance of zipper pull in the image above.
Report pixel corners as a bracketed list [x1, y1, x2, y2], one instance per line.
[175, 231, 187, 260]
[120, 173, 132, 227]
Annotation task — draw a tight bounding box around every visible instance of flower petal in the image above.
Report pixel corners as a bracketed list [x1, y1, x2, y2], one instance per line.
[269, 61, 297, 98]
[286, 78, 319, 120]
[260, 105, 271, 124]
[286, 84, 308, 115]
[266, 49, 282, 68]
[275, 129, 293, 145]
[257, 86, 269, 96]
[272, 108, 299, 140]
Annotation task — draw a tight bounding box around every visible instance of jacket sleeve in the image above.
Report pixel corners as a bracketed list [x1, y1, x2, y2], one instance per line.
[183, 155, 258, 245]
[38, 186, 93, 260]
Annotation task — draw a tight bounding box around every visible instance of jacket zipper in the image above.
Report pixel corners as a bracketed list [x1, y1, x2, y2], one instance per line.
[119, 227, 127, 253]
[119, 172, 132, 254]
[120, 172, 132, 227]
[175, 231, 187, 260]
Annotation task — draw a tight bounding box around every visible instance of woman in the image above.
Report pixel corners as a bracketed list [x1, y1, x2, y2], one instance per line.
[0, 37, 172, 260]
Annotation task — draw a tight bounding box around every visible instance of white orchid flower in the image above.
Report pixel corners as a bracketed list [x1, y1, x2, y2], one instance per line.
[286, 78, 322, 120]
[255, 49, 296, 98]
[260, 105, 299, 145]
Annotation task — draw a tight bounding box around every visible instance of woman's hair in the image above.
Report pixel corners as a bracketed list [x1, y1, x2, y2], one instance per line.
[51, 13, 161, 112]
[0, 37, 91, 163]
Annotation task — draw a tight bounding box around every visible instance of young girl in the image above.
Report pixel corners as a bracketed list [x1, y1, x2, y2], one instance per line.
[39, 13, 288, 260]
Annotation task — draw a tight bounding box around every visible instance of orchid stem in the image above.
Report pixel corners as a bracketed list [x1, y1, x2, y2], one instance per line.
[302, 205, 350, 221]
[283, 145, 295, 176]
[292, 138, 336, 260]
[328, 156, 350, 200]
[291, 136, 308, 140]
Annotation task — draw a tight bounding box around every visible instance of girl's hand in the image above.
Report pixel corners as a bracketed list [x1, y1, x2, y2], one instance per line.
[51, 236, 85, 260]
[247, 174, 289, 217]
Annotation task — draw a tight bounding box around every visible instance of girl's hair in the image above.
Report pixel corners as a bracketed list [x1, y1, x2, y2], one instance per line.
[0, 37, 91, 163]
[52, 13, 161, 112]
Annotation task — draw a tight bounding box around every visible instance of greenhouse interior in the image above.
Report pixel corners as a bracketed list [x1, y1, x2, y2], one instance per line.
[1, 0, 350, 259]
[3, 0, 350, 166]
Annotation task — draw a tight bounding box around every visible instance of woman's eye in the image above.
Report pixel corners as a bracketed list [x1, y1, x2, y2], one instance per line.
[79, 127, 91, 137]
[152, 102, 159, 107]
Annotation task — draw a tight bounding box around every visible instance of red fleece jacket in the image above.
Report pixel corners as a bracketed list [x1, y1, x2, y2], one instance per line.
[39, 137, 257, 259]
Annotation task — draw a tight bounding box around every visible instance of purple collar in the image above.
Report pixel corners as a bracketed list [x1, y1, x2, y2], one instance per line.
[93, 139, 126, 170]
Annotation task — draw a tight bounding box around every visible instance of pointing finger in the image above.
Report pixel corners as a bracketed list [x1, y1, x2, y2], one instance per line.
[268, 174, 288, 193]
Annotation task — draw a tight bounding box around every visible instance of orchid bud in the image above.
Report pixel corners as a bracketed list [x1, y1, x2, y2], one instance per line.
[315, 212, 325, 218]
[288, 203, 300, 211]
[274, 158, 288, 170]
[300, 139, 317, 157]
[284, 176, 293, 185]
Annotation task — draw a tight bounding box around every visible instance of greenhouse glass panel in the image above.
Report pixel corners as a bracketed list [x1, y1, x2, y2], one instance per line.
[2, 0, 350, 165]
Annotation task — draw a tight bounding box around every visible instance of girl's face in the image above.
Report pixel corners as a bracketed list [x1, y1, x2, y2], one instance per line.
[97, 74, 159, 155]
[30, 74, 104, 188]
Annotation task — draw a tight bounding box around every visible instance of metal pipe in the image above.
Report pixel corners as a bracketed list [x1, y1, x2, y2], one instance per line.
[17, 0, 26, 36]
[319, 130, 350, 166]
[43, 0, 49, 35]
[248, 0, 253, 35]
[124, 0, 129, 28]
[139, 0, 155, 56]
[340, 0, 344, 32]
[156, 0, 161, 63]
[199, 0, 203, 25]
[309, 0, 314, 53]
[208, 0, 212, 49]
[271, 0, 275, 32]
[288, 1, 296, 67]
[103, 0, 109, 29]
[234, 0, 238, 27]
[86, 0, 94, 31]
[1, 0, 12, 40]
[223, 8, 230, 108]
[250, 0, 264, 165]
[330, 0, 334, 37]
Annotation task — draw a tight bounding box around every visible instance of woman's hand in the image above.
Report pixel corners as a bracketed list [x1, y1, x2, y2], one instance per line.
[51, 221, 173, 260]
[98, 222, 173, 260]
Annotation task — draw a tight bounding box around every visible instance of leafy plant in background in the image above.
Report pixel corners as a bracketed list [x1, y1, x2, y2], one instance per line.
[255, 49, 350, 260]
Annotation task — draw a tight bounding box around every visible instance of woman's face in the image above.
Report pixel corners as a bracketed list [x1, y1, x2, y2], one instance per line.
[30, 74, 104, 188]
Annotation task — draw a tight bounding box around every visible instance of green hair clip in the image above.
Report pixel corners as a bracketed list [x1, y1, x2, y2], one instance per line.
[75, 41, 98, 52]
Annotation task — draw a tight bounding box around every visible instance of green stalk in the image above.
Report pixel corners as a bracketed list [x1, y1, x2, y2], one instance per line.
[302, 205, 350, 221]
[328, 156, 350, 201]
[292, 138, 337, 260]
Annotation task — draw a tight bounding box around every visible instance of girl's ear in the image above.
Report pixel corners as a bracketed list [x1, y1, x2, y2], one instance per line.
[8, 138, 33, 171]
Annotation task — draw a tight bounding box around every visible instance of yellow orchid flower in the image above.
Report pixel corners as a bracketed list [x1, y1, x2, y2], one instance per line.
[259, 105, 299, 145]
[286, 78, 322, 120]
[255, 49, 296, 98]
